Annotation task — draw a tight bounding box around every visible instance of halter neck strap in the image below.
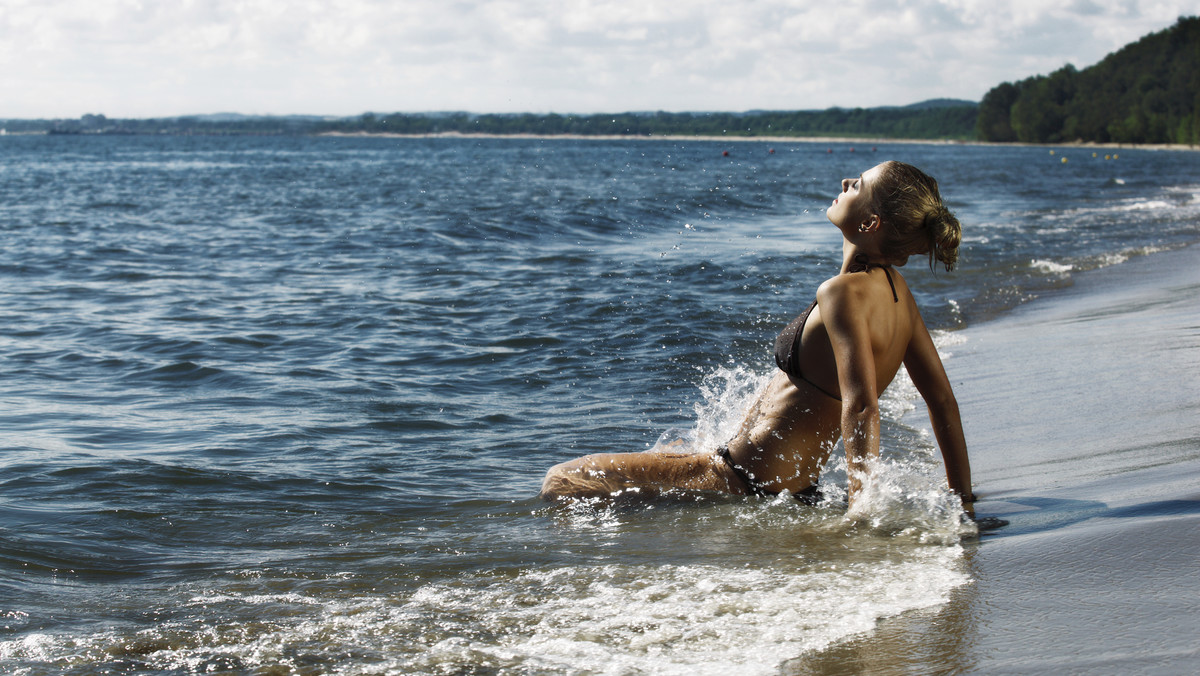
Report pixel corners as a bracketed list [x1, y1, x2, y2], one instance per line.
[848, 254, 898, 303]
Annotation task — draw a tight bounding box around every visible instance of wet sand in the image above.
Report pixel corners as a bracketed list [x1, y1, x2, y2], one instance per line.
[791, 244, 1200, 674]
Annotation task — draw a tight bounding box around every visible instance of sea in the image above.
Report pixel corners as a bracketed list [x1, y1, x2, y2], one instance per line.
[1, 134, 1197, 675]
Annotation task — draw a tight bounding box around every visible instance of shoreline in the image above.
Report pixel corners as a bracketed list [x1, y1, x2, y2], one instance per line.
[316, 130, 1200, 152]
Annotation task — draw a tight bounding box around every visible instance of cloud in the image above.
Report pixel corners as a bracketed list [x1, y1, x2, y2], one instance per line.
[0, 0, 1193, 117]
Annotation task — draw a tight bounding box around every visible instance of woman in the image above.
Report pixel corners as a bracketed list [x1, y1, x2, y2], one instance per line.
[540, 161, 974, 514]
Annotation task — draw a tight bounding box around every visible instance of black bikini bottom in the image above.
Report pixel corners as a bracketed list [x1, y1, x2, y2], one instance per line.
[716, 446, 821, 505]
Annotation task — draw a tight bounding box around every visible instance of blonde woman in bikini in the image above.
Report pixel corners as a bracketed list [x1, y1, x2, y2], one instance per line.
[541, 161, 974, 514]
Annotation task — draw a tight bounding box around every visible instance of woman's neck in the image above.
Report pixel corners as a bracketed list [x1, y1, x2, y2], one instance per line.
[840, 241, 886, 273]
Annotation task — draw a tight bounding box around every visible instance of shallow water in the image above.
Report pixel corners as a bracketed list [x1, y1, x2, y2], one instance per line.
[1, 135, 1198, 673]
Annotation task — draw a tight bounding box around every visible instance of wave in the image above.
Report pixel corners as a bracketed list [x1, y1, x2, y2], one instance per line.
[2, 544, 958, 673]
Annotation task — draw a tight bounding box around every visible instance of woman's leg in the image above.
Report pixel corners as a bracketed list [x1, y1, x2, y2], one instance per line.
[540, 449, 745, 500]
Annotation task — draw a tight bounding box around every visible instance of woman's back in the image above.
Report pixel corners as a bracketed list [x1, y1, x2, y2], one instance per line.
[796, 265, 916, 401]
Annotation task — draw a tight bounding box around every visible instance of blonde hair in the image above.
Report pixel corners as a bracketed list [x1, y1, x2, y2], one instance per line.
[868, 161, 961, 271]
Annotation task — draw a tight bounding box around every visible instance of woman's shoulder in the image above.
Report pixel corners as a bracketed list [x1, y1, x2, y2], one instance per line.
[816, 271, 872, 303]
[817, 268, 915, 315]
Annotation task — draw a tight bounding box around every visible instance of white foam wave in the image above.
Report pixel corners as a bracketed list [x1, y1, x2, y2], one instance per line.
[400, 554, 969, 675]
[1079, 244, 1172, 272]
[1030, 259, 1074, 275]
[1113, 199, 1174, 212]
[1164, 184, 1200, 204]
[0, 551, 969, 675]
[932, 328, 967, 351]
[1004, 188, 1198, 231]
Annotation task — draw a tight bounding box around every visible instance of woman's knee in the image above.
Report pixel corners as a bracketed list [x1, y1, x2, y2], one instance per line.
[539, 459, 572, 500]
[539, 455, 611, 500]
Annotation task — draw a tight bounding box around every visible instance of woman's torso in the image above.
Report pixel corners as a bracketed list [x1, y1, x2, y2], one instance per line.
[726, 267, 918, 493]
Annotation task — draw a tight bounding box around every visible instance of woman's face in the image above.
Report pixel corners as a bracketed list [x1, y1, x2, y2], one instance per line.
[827, 163, 884, 231]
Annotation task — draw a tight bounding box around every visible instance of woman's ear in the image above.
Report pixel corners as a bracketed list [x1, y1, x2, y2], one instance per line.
[858, 214, 881, 233]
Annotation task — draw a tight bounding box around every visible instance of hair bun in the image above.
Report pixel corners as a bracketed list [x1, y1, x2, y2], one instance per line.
[926, 205, 961, 271]
[873, 161, 963, 272]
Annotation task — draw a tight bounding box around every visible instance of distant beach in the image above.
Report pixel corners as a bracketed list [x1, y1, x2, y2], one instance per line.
[317, 129, 1200, 151]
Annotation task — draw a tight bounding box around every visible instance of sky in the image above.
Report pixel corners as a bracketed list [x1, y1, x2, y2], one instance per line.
[0, 0, 1194, 119]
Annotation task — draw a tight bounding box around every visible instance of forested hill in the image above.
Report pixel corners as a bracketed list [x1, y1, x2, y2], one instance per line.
[977, 16, 1199, 144]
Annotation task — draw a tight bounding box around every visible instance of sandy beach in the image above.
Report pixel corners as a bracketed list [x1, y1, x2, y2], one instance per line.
[789, 244, 1200, 674]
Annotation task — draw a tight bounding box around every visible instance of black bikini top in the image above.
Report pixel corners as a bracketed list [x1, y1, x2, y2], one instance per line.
[773, 255, 898, 400]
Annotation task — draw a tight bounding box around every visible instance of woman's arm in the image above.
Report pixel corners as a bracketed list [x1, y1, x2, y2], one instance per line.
[903, 313, 974, 511]
[817, 281, 881, 509]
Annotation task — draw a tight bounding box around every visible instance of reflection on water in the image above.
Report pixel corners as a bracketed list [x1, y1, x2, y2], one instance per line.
[976, 495, 1200, 538]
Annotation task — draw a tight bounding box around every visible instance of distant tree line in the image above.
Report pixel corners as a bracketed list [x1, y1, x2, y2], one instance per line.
[3, 104, 978, 141]
[978, 16, 1199, 144]
[5, 113, 322, 136]
[314, 105, 979, 140]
